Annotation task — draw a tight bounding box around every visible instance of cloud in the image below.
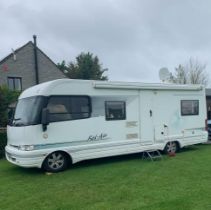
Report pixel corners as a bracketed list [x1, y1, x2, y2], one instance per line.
[0, 0, 211, 84]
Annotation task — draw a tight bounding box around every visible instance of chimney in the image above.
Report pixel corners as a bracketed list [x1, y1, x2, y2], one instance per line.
[33, 35, 39, 84]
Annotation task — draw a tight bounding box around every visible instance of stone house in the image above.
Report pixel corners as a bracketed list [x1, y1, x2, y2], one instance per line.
[0, 36, 66, 91]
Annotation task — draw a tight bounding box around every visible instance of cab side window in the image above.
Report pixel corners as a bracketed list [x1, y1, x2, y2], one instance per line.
[47, 96, 91, 122]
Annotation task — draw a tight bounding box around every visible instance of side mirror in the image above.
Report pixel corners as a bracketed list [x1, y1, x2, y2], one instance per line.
[7, 108, 15, 125]
[41, 108, 49, 132]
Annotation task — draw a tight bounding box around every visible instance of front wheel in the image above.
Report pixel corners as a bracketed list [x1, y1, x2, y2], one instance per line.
[164, 141, 179, 154]
[43, 151, 68, 172]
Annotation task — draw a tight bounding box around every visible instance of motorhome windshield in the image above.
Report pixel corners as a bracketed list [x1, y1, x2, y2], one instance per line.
[12, 96, 46, 126]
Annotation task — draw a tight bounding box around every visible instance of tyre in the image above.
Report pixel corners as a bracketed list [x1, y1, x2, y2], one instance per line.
[164, 141, 179, 154]
[43, 151, 68, 172]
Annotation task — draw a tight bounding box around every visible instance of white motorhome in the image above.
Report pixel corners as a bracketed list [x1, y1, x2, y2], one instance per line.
[6, 79, 208, 172]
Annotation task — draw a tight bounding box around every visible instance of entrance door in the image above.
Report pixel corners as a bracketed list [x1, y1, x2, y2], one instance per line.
[140, 90, 155, 145]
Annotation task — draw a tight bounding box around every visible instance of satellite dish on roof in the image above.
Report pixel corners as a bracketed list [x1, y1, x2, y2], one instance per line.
[159, 67, 170, 82]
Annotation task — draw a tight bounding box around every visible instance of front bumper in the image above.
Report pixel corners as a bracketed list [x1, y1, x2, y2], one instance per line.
[5, 145, 46, 168]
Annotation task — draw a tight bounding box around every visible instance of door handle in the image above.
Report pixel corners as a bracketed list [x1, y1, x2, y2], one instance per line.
[150, 110, 152, 117]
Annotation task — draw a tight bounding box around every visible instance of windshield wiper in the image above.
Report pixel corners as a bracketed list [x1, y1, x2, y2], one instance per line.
[13, 118, 25, 126]
[13, 118, 21, 121]
[14, 122, 26, 126]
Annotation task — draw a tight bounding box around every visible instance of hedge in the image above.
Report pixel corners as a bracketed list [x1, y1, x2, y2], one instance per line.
[0, 132, 7, 158]
[0, 86, 20, 127]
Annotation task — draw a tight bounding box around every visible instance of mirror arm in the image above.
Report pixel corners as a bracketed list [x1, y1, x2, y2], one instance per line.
[41, 108, 49, 132]
[42, 124, 47, 132]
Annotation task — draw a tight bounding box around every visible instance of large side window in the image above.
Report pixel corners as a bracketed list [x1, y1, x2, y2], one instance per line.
[181, 100, 199, 116]
[105, 101, 126, 121]
[47, 96, 91, 122]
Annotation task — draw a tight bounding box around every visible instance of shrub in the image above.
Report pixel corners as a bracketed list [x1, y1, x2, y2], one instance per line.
[0, 86, 20, 127]
[0, 131, 7, 158]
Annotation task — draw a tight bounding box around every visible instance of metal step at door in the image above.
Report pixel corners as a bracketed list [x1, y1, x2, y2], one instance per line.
[142, 150, 162, 161]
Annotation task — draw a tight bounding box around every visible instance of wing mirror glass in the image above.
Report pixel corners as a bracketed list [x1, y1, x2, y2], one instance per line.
[7, 107, 15, 126]
[41, 108, 49, 132]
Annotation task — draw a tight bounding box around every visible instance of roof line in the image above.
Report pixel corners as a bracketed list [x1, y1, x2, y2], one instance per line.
[93, 81, 203, 91]
[0, 41, 66, 77]
[36, 45, 66, 77]
[0, 41, 32, 65]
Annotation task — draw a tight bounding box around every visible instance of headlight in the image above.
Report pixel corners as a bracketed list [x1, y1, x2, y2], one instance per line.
[19, 145, 34, 151]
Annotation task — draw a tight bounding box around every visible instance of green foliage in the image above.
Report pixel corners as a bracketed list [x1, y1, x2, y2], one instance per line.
[57, 60, 69, 73]
[57, 52, 108, 80]
[0, 131, 7, 158]
[1, 145, 211, 209]
[0, 86, 20, 127]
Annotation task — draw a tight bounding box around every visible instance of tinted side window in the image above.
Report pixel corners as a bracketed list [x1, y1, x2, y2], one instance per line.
[105, 101, 126, 121]
[181, 100, 199, 116]
[69, 96, 91, 119]
[47, 96, 91, 122]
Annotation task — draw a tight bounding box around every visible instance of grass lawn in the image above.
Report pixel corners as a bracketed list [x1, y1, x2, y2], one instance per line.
[1, 145, 211, 210]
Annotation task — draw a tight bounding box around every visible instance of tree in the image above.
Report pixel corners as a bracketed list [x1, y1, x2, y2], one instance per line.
[169, 58, 209, 86]
[57, 52, 108, 80]
[0, 86, 20, 127]
[169, 64, 187, 84]
[57, 60, 69, 73]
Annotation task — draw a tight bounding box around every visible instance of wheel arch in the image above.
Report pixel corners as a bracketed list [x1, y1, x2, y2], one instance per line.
[164, 140, 181, 153]
[175, 140, 181, 150]
[41, 150, 73, 169]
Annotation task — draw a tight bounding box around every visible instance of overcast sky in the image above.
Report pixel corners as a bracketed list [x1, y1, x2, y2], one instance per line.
[1, 0, 211, 85]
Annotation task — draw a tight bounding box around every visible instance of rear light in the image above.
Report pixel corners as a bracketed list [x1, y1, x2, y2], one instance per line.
[205, 119, 208, 131]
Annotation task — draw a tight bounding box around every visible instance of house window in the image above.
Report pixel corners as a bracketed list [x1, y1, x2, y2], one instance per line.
[181, 100, 199, 116]
[7, 77, 22, 91]
[105, 101, 126, 120]
[47, 96, 91, 122]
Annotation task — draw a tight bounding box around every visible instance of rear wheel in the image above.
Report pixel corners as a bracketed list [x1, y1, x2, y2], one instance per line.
[164, 141, 179, 154]
[43, 151, 67, 172]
